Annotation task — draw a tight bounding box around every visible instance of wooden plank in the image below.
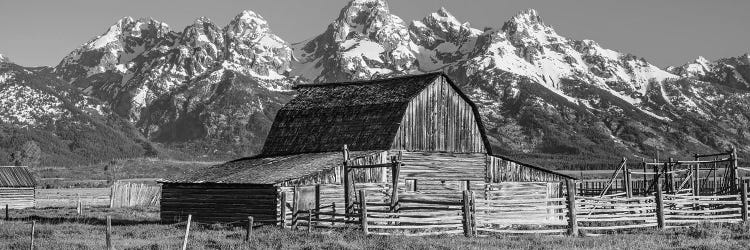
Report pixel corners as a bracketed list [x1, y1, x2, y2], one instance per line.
[579, 223, 658, 230]
[476, 228, 566, 234]
[566, 179, 578, 236]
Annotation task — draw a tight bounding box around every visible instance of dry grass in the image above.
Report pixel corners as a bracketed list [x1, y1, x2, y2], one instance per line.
[34, 158, 217, 188]
[2, 207, 750, 249]
[34, 188, 110, 208]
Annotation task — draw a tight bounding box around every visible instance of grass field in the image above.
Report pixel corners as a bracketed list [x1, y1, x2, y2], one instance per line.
[35, 188, 110, 208]
[33, 158, 218, 188]
[2, 207, 750, 250]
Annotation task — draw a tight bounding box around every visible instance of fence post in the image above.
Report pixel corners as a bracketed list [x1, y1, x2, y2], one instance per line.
[29, 220, 35, 250]
[182, 214, 192, 250]
[741, 180, 748, 222]
[732, 146, 740, 193]
[109, 184, 115, 208]
[359, 190, 368, 234]
[342, 145, 352, 220]
[106, 216, 113, 250]
[279, 191, 287, 228]
[292, 187, 299, 230]
[565, 179, 578, 236]
[331, 202, 336, 226]
[77, 195, 82, 215]
[470, 190, 477, 236]
[626, 169, 633, 198]
[390, 160, 400, 213]
[246, 216, 253, 241]
[462, 190, 472, 237]
[655, 180, 665, 229]
[315, 184, 321, 223]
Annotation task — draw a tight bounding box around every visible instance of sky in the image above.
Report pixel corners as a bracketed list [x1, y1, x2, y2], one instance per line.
[0, 0, 747, 67]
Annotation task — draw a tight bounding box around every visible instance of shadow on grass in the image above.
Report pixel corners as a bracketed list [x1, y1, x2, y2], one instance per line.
[2, 206, 165, 226]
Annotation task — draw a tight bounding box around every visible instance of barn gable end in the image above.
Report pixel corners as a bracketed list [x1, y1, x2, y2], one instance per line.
[391, 75, 486, 153]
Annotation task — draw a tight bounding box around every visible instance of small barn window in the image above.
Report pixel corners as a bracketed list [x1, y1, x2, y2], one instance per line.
[405, 179, 417, 192]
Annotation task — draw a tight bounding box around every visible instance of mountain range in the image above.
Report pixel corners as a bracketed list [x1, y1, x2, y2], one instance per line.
[2, 0, 749, 168]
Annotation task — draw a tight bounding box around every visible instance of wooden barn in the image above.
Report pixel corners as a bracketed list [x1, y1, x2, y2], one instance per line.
[0, 166, 36, 209]
[160, 72, 575, 224]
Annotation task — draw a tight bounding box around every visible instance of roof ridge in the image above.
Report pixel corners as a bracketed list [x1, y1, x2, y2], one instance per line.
[293, 72, 444, 89]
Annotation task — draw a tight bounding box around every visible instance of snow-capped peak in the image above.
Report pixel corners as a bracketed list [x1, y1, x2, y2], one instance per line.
[194, 16, 212, 25]
[87, 17, 170, 49]
[225, 10, 270, 38]
[668, 56, 714, 78]
[694, 56, 711, 66]
[501, 8, 563, 47]
[508, 9, 545, 27]
[432, 7, 460, 25]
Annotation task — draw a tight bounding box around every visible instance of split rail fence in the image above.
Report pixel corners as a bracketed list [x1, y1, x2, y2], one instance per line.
[278, 179, 750, 236]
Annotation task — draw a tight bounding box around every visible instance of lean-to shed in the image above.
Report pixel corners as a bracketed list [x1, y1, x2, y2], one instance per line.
[161, 73, 575, 224]
[0, 166, 36, 209]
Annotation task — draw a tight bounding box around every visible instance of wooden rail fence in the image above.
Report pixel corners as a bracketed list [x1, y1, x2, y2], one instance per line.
[275, 180, 750, 237]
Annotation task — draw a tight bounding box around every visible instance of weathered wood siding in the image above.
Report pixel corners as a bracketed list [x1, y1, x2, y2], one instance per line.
[276, 151, 389, 187]
[487, 155, 568, 182]
[393, 152, 487, 198]
[478, 182, 565, 225]
[0, 187, 34, 209]
[277, 183, 391, 225]
[399, 152, 486, 181]
[391, 76, 485, 153]
[160, 184, 277, 224]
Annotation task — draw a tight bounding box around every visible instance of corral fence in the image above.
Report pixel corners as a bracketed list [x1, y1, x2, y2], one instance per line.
[277, 179, 750, 237]
[279, 181, 575, 236]
[578, 178, 730, 197]
[109, 181, 161, 208]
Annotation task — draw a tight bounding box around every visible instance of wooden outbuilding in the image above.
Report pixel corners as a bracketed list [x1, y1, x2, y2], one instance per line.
[160, 73, 575, 224]
[0, 166, 36, 209]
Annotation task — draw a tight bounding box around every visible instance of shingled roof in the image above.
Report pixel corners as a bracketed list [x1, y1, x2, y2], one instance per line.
[260, 72, 491, 156]
[164, 151, 383, 184]
[0, 166, 36, 187]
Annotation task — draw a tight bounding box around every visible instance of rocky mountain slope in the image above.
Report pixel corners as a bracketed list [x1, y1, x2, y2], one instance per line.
[4, 0, 749, 168]
[0, 59, 156, 166]
[54, 11, 293, 157]
[668, 54, 750, 90]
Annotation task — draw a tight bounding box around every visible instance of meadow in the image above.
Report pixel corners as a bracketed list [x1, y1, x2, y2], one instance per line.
[1, 206, 750, 250]
[33, 158, 217, 188]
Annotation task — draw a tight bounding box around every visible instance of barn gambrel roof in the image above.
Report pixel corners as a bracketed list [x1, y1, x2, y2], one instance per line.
[260, 72, 493, 157]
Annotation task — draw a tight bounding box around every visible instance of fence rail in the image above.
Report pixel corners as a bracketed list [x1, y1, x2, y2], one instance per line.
[276, 180, 750, 237]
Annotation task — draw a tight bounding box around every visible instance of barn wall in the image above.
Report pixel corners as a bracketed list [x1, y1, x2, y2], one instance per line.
[487, 155, 568, 182]
[277, 183, 391, 225]
[482, 182, 565, 224]
[391, 76, 485, 153]
[394, 152, 487, 198]
[160, 184, 277, 224]
[277, 151, 389, 187]
[398, 152, 486, 181]
[0, 187, 34, 209]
